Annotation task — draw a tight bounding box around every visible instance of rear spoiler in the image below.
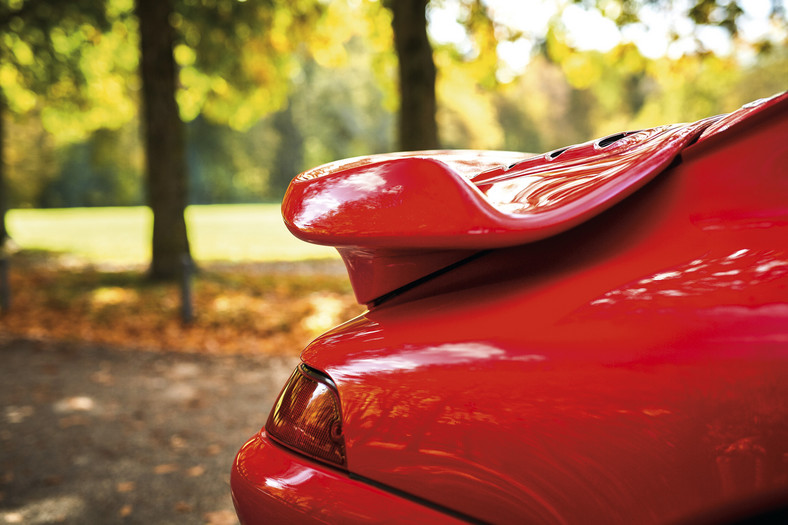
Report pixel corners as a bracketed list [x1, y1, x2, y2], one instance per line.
[283, 93, 788, 305]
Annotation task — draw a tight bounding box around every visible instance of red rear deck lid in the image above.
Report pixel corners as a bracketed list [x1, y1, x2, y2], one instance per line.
[282, 93, 788, 305]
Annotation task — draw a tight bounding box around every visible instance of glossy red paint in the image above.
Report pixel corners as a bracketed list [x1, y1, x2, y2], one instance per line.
[232, 432, 464, 523]
[233, 94, 788, 524]
[697, 92, 788, 143]
[283, 121, 707, 250]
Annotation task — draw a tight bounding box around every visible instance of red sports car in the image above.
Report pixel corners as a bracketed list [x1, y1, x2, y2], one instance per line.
[231, 93, 788, 524]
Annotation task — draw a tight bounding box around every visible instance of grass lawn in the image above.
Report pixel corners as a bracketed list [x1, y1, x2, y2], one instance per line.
[6, 204, 338, 265]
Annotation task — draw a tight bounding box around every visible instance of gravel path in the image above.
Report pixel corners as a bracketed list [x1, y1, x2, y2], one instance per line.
[0, 337, 299, 524]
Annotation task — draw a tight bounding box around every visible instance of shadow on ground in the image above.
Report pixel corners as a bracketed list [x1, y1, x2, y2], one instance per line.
[0, 337, 298, 524]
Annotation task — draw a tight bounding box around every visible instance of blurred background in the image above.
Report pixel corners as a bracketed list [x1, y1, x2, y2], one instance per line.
[2, 0, 785, 215]
[0, 0, 786, 344]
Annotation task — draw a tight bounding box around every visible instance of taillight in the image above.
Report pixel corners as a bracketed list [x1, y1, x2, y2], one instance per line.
[265, 364, 346, 468]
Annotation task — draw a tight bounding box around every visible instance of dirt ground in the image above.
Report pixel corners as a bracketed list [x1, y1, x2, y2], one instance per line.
[0, 336, 299, 524]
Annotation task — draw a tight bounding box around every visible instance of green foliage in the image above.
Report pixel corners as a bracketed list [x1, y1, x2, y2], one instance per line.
[187, 117, 273, 203]
[291, 44, 396, 177]
[3, 0, 398, 208]
[3, 0, 787, 212]
[172, 0, 326, 129]
[0, 0, 138, 141]
[180, 0, 397, 201]
[40, 127, 143, 207]
[4, 116, 57, 208]
[603, 0, 747, 36]
[434, 0, 787, 151]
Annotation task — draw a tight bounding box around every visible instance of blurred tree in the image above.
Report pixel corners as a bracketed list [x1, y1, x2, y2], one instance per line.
[600, 0, 761, 37]
[386, 0, 439, 150]
[292, 48, 396, 174]
[270, 100, 304, 199]
[392, 0, 785, 153]
[0, 86, 6, 246]
[186, 117, 269, 203]
[0, 0, 118, 247]
[245, 0, 397, 197]
[135, 0, 189, 279]
[40, 127, 142, 207]
[5, 0, 391, 212]
[136, 0, 326, 279]
[5, 0, 783, 238]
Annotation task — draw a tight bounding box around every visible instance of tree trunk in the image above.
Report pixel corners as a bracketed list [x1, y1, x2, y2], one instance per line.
[0, 92, 8, 248]
[271, 100, 304, 199]
[136, 0, 190, 280]
[389, 0, 439, 151]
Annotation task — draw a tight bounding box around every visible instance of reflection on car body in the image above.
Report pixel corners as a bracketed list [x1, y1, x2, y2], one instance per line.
[232, 93, 788, 524]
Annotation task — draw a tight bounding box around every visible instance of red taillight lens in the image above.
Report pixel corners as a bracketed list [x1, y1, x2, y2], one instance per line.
[266, 364, 346, 468]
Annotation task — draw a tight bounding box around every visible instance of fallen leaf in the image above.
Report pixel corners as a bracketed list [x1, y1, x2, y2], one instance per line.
[117, 481, 136, 493]
[204, 509, 237, 525]
[187, 465, 205, 477]
[5, 405, 34, 424]
[119, 505, 132, 517]
[58, 415, 89, 428]
[154, 464, 178, 474]
[0, 257, 362, 357]
[90, 370, 114, 385]
[53, 396, 95, 413]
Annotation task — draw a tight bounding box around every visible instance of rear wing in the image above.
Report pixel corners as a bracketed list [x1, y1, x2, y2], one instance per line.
[283, 93, 788, 305]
